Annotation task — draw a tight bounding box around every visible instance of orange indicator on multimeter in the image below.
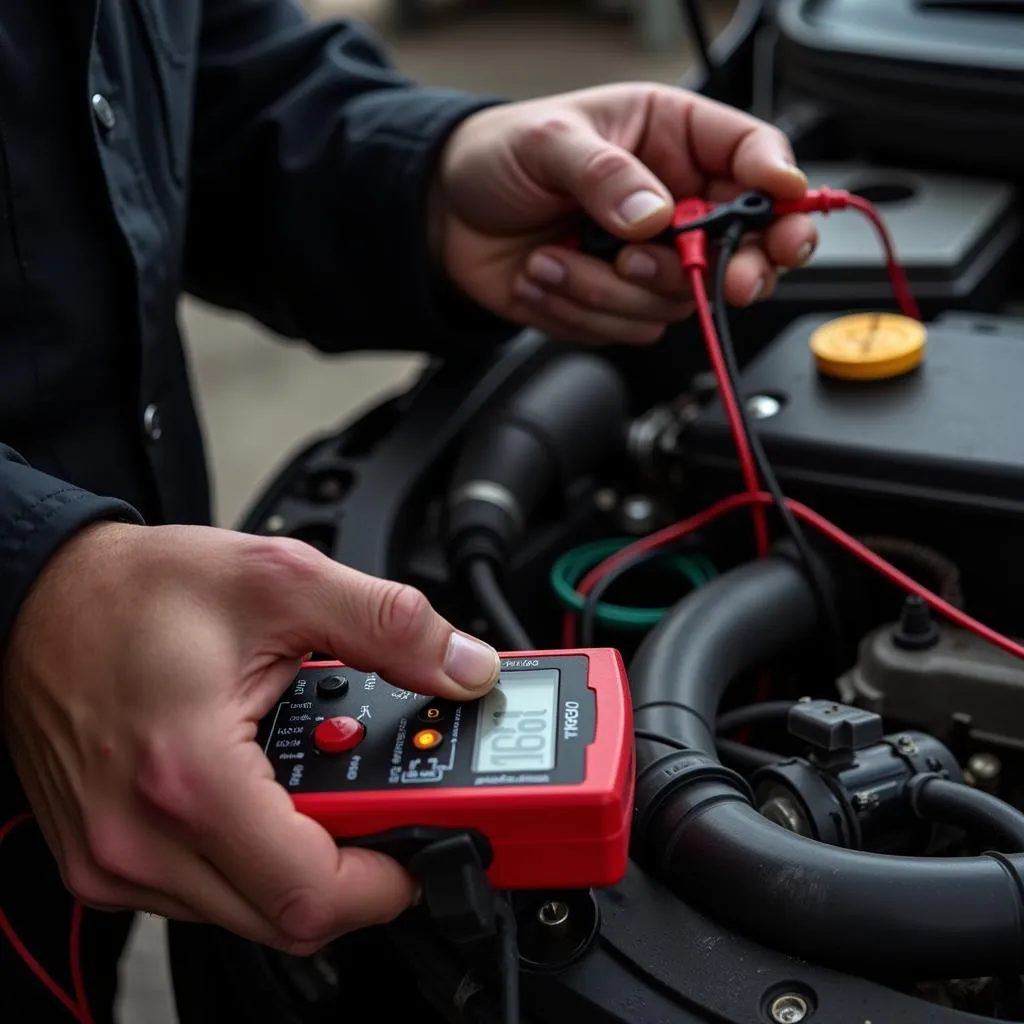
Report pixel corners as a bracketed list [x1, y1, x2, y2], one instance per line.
[413, 728, 443, 751]
[257, 649, 635, 890]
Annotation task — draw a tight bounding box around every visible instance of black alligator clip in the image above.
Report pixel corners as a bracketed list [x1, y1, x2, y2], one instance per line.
[568, 191, 777, 262]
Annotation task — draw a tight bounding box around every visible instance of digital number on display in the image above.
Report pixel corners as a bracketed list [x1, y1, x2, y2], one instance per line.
[471, 669, 560, 773]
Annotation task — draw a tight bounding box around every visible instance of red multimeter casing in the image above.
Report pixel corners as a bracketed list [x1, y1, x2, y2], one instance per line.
[257, 649, 635, 890]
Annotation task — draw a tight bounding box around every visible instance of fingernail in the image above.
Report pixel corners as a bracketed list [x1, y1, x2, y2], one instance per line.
[527, 253, 566, 286]
[618, 190, 670, 227]
[622, 250, 657, 279]
[777, 159, 808, 186]
[749, 277, 766, 304]
[444, 632, 500, 691]
[796, 240, 816, 265]
[514, 277, 546, 302]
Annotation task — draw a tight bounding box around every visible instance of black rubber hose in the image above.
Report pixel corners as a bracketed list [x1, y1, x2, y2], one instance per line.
[630, 555, 819, 767]
[644, 787, 1024, 979]
[909, 774, 1024, 854]
[716, 737, 780, 773]
[716, 700, 795, 735]
[629, 555, 1024, 980]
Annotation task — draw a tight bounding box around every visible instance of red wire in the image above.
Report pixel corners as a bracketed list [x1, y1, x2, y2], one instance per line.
[0, 813, 93, 1024]
[562, 193, 1021, 661]
[776, 189, 922, 321]
[689, 267, 769, 558]
[70, 902, 92, 1024]
[844, 195, 921, 321]
[562, 489, 1024, 660]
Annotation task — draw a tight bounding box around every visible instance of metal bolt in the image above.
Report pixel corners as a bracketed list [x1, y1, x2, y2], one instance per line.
[311, 472, 348, 501]
[967, 752, 1002, 783]
[264, 514, 286, 533]
[770, 993, 809, 1023]
[537, 901, 570, 928]
[747, 394, 782, 420]
[620, 494, 657, 534]
[896, 735, 918, 756]
[759, 796, 811, 837]
[852, 791, 880, 812]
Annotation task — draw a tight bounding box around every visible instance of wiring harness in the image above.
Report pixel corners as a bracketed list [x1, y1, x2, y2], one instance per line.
[550, 538, 718, 644]
[562, 187, 1024, 672]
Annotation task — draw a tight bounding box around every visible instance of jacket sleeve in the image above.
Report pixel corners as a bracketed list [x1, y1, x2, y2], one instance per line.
[181, 0, 520, 356]
[0, 445, 143, 656]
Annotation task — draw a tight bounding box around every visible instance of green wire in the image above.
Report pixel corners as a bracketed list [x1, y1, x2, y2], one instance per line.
[550, 543, 706, 629]
[549, 537, 718, 632]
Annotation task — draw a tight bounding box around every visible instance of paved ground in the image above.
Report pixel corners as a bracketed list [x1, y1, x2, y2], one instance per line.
[118, 2, 723, 1019]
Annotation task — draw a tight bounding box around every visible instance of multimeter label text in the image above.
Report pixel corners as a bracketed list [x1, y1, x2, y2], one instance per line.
[257, 657, 597, 794]
[563, 700, 580, 739]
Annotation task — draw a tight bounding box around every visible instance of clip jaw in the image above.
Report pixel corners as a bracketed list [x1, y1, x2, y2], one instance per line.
[571, 191, 777, 262]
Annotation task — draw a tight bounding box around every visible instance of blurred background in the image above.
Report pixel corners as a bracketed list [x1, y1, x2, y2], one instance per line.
[124, 0, 729, 1019]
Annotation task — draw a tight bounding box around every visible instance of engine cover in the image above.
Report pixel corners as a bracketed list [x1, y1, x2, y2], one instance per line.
[683, 310, 1024, 633]
[686, 309, 1024, 514]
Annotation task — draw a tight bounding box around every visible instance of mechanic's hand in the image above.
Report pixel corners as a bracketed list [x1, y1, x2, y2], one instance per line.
[0, 522, 500, 954]
[434, 83, 817, 345]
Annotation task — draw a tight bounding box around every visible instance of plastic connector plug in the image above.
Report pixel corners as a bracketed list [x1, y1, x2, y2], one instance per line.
[673, 198, 710, 272]
[408, 833, 498, 944]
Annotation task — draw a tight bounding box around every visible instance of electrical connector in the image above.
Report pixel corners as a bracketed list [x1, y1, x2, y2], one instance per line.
[406, 833, 522, 1024]
[672, 198, 711, 272]
[774, 186, 853, 217]
[568, 183, 921, 321]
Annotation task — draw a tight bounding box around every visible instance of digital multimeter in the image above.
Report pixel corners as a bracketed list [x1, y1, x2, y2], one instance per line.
[257, 649, 635, 890]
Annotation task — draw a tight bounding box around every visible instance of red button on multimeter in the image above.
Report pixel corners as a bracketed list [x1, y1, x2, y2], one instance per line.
[258, 649, 635, 890]
[313, 716, 365, 754]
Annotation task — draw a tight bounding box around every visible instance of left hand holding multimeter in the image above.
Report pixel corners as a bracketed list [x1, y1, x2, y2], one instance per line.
[2, 515, 634, 1024]
[259, 648, 635, 1023]
[258, 648, 635, 892]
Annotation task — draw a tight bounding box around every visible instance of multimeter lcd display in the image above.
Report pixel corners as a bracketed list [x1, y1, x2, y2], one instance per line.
[471, 669, 559, 774]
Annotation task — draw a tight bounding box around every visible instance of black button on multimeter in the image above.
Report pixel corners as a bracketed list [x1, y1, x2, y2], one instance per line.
[316, 674, 349, 699]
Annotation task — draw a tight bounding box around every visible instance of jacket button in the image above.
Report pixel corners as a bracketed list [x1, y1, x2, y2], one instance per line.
[144, 403, 163, 441]
[91, 93, 116, 131]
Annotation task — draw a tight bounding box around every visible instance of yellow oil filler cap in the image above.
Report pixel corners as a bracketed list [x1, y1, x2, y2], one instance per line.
[809, 313, 927, 381]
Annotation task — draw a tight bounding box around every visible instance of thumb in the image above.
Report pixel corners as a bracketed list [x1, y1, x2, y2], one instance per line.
[529, 118, 674, 239]
[283, 557, 501, 700]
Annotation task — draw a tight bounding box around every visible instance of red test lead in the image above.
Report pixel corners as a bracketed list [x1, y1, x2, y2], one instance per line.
[774, 187, 921, 321]
[0, 813, 94, 1024]
[669, 197, 770, 558]
[569, 185, 922, 322]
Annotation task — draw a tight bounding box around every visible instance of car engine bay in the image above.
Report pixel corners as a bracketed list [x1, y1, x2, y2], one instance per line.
[167, 1, 1024, 1022]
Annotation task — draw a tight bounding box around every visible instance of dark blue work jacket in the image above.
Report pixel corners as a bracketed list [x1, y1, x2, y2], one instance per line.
[0, 3, 507, 1018]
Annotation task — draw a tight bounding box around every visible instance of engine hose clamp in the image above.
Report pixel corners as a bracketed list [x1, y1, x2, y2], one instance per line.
[632, 751, 753, 857]
[750, 758, 860, 850]
[904, 771, 944, 821]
